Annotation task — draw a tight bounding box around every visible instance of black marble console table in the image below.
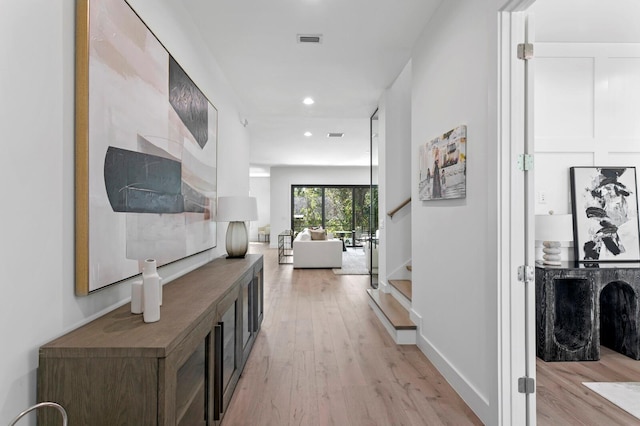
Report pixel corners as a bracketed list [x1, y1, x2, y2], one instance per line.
[536, 262, 640, 361]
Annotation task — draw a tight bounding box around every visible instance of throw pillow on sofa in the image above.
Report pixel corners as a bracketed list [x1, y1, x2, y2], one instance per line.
[297, 229, 311, 241]
[310, 228, 327, 240]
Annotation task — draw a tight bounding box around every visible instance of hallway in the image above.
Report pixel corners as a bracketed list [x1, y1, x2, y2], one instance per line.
[221, 244, 481, 425]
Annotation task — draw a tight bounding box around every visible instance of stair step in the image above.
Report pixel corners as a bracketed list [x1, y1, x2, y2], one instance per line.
[366, 289, 416, 330]
[389, 279, 412, 301]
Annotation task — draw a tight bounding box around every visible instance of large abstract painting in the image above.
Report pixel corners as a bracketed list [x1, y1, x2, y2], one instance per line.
[418, 125, 467, 201]
[76, 0, 218, 295]
[570, 167, 640, 263]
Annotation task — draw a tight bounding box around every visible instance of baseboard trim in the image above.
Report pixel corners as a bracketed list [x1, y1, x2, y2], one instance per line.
[413, 311, 491, 424]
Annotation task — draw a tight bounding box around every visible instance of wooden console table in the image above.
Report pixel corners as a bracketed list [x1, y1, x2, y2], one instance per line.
[536, 262, 640, 362]
[38, 254, 263, 425]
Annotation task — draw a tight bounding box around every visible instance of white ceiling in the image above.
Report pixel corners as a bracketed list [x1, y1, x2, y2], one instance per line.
[182, 0, 441, 175]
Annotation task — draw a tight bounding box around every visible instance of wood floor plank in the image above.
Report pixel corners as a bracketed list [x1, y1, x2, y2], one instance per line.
[316, 385, 351, 426]
[386, 347, 483, 425]
[386, 379, 445, 426]
[256, 359, 294, 426]
[311, 301, 338, 367]
[342, 384, 387, 426]
[289, 350, 319, 425]
[294, 317, 315, 352]
[353, 343, 395, 386]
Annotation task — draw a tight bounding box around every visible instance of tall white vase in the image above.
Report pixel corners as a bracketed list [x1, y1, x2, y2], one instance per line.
[142, 259, 161, 323]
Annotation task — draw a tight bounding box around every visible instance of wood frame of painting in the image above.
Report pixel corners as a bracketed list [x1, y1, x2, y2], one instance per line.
[75, 0, 218, 295]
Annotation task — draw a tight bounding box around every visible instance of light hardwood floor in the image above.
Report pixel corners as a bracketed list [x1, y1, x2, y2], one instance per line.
[225, 244, 640, 425]
[221, 245, 481, 425]
[537, 348, 640, 425]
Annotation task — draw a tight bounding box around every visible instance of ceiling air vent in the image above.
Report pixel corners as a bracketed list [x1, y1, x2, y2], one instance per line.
[327, 132, 344, 138]
[297, 34, 322, 44]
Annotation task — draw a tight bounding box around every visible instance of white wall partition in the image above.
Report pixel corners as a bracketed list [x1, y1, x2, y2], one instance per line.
[411, 1, 500, 423]
[378, 62, 413, 289]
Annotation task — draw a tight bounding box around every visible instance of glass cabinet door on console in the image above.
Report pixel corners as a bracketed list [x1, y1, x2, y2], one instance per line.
[241, 268, 262, 369]
[242, 276, 252, 352]
[176, 335, 209, 426]
[214, 286, 242, 422]
[161, 309, 216, 426]
[253, 264, 264, 333]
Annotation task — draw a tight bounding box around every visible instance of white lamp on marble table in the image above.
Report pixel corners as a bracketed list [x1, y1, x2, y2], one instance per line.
[535, 210, 573, 266]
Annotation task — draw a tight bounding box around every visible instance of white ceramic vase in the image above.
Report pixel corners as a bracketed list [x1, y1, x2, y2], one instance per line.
[142, 259, 161, 323]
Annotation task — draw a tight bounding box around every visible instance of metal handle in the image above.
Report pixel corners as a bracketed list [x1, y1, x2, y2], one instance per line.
[8, 402, 68, 426]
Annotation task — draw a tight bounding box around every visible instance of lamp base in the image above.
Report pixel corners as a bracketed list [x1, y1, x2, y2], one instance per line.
[542, 240, 562, 266]
[226, 221, 248, 258]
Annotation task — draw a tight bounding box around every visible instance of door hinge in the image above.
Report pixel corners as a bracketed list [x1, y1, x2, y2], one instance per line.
[517, 265, 534, 283]
[518, 377, 535, 394]
[517, 43, 534, 60]
[517, 154, 534, 171]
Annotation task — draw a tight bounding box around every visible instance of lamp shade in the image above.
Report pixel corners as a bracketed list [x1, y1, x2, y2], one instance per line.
[535, 213, 573, 242]
[217, 196, 258, 222]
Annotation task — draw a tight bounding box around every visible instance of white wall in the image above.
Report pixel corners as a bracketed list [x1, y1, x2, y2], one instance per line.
[269, 166, 369, 245]
[378, 61, 412, 287]
[532, 0, 640, 262]
[250, 176, 271, 241]
[0, 0, 249, 422]
[411, 0, 500, 423]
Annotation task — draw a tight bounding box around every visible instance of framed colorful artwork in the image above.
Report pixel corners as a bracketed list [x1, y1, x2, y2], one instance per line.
[75, 0, 218, 295]
[570, 167, 640, 262]
[418, 125, 467, 201]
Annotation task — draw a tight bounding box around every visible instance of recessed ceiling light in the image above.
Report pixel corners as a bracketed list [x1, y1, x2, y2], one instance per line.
[303, 97, 314, 105]
[327, 132, 344, 138]
[304, 131, 312, 137]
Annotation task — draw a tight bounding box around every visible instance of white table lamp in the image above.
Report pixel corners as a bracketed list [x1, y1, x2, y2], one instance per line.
[217, 196, 258, 258]
[535, 211, 573, 266]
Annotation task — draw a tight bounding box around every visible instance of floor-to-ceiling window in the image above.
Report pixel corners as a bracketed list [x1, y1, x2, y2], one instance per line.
[324, 187, 353, 234]
[291, 186, 323, 232]
[291, 185, 377, 247]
